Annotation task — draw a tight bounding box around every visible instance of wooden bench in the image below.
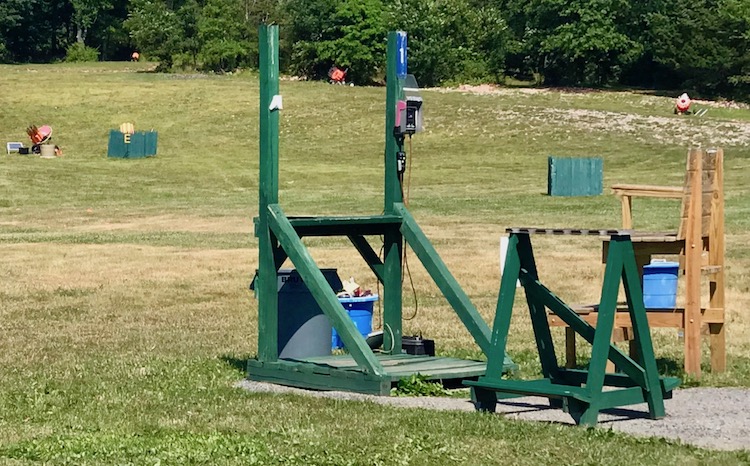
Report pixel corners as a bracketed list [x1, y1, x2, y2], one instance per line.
[554, 148, 725, 377]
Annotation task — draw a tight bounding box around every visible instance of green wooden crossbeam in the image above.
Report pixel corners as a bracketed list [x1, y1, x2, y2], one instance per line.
[468, 230, 677, 426]
[288, 215, 402, 237]
[557, 369, 680, 395]
[248, 358, 390, 395]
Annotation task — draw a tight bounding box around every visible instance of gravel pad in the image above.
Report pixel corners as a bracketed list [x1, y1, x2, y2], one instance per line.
[238, 381, 750, 451]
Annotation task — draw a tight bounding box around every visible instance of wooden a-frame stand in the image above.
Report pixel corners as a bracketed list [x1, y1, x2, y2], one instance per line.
[466, 229, 680, 426]
[248, 25, 514, 395]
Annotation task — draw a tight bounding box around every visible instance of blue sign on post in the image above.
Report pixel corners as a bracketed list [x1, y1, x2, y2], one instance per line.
[396, 31, 407, 78]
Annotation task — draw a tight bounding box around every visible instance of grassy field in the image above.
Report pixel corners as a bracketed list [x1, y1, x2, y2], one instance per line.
[2, 62, 750, 464]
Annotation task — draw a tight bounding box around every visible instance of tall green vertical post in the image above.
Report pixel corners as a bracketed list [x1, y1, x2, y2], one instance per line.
[383, 32, 404, 353]
[384, 32, 403, 214]
[257, 24, 280, 362]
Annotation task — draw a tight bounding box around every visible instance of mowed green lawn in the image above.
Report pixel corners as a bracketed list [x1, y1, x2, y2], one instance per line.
[1, 62, 750, 464]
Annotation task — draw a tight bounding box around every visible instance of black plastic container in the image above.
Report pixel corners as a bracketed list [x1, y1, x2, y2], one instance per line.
[402, 336, 435, 356]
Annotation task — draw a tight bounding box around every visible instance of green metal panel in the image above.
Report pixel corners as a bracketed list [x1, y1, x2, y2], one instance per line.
[547, 156, 603, 196]
[128, 132, 147, 158]
[107, 130, 157, 159]
[143, 131, 158, 156]
[107, 130, 127, 158]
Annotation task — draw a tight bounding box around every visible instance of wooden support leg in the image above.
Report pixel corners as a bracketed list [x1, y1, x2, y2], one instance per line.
[684, 317, 701, 376]
[684, 148, 703, 377]
[571, 399, 599, 428]
[710, 323, 726, 372]
[471, 387, 497, 412]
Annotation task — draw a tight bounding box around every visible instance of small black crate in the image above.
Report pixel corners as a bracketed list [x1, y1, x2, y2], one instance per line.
[402, 336, 435, 356]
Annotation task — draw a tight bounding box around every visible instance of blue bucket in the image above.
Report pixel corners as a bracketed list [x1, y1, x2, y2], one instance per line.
[332, 295, 378, 349]
[642, 261, 679, 309]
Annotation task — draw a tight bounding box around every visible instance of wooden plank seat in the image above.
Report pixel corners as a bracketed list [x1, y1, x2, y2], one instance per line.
[549, 304, 725, 327]
[561, 148, 726, 377]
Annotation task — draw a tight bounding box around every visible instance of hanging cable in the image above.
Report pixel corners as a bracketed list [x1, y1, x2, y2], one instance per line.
[406, 135, 413, 206]
[375, 241, 384, 330]
[402, 245, 419, 320]
[402, 134, 418, 320]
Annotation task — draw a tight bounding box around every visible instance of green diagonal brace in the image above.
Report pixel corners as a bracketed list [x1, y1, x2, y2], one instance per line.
[526, 279, 647, 388]
[396, 204, 492, 354]
[267, 204, 385, 376]
[485, 233, 522, 379]
[516, 234, 560, 380]
[348, 235, 385, 283]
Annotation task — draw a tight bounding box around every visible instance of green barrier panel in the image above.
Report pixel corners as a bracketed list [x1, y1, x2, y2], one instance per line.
[107, 130, 158, 158]
[547, 156, 603, 196]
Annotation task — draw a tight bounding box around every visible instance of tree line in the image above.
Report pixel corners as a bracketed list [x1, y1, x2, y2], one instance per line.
[1, 0, 748, 98]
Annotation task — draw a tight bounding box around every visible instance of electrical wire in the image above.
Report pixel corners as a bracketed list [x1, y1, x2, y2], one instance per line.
[402, 134, 419, 321]
[384, 323, 395, 353]
[377, 134, 420, 346]
[406, 135, 413, 206]
[402, 246, 419, 320]
[375, 242, 384, 330]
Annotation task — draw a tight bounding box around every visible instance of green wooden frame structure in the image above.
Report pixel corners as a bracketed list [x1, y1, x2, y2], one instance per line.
[466, 229, 680, 426]
[248, 25, 514, 395]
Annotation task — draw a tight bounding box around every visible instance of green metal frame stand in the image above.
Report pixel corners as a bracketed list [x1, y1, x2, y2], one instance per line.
[248, 25, 514, 395]
[466, 228, 680, 426]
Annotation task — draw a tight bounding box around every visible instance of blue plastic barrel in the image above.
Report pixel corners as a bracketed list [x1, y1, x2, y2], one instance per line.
[642, 261, 679, 309]
[332, 295, 379, 349]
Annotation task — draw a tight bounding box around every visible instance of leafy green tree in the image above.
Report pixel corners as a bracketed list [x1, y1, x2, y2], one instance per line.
[71, 0, 113, 45]
[389, 0, 508, 86]
[0, 0, 24, 62]
[198, 0, 253, 72]
[646, 0, 750, 96]
[502, 0, 641, 86]
[723, 0, 750, 96]
[125, 0, 188, 69]
[172, 0, 201, 68]
[93, 0, 135, 61]
[0, 0, 73, 63]
[287, 0, 386, 84]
